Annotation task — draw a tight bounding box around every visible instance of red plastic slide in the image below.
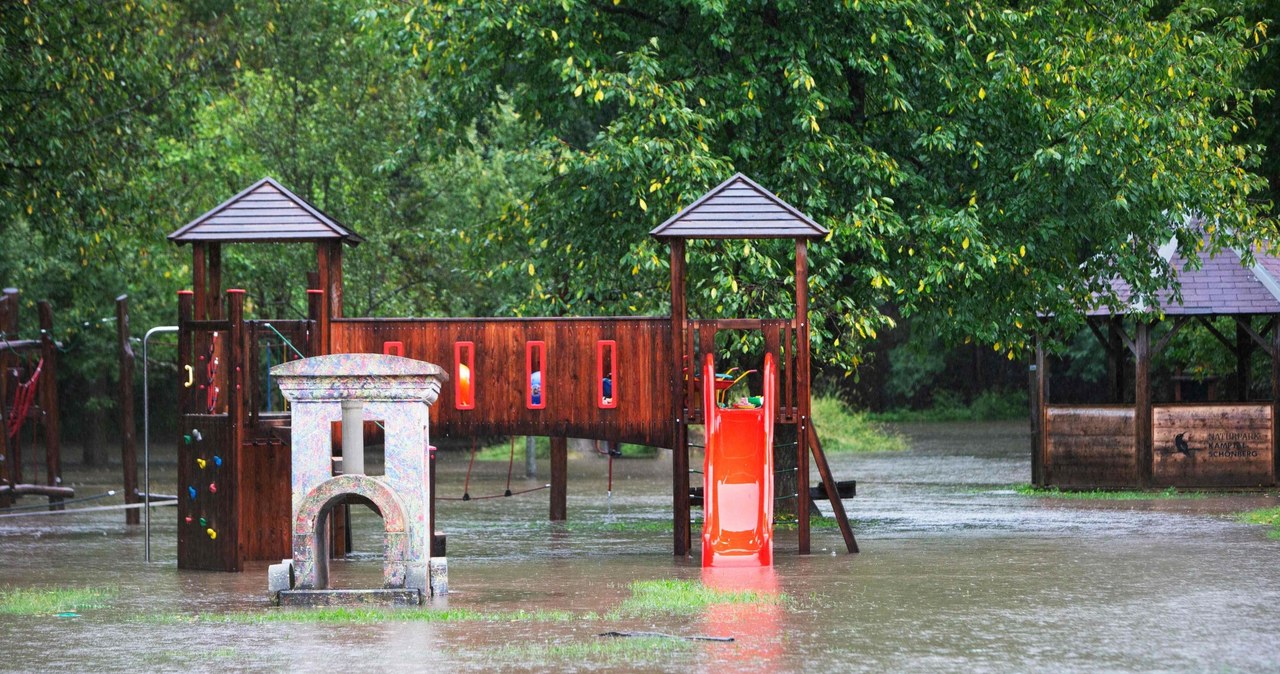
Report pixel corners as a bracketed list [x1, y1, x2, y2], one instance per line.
[701, 352, 775, 567]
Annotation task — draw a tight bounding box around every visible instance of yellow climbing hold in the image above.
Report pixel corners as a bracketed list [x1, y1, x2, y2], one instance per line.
[196, 458, 207, 469]
[207, 528, 217, 540]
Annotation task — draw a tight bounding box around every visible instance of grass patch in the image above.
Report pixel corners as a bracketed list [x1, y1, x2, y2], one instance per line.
[812, 396, 907, 453]
[158, 606, 588, 625]
[1237, 506, 1280, 539]
[1012, 485, 1207, 500]
[868, 390, 1028, 423]
[0, 587, 115, 615]
[488, 636, 692, 664]
[562, 519, 673, 534]
[773, 514, 844, 531]
[608, 579, 784, 619]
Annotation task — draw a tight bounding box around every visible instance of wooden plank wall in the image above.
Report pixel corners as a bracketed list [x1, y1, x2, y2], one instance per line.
[1152, 404, 1275, 487]
[177, 415, 239, 571]
[1044, 406, 1136, 487]
[331, 318, 676, 448]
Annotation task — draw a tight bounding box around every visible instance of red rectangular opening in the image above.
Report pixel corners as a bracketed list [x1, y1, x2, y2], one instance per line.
[597, 340, 617, 409]
[382, 341, 404, 357]
[526, 340, 546, 410]
[454, 341, 475, 410]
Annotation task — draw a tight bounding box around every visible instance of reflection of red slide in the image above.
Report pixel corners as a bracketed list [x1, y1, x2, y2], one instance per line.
[701, 352, 775, 567]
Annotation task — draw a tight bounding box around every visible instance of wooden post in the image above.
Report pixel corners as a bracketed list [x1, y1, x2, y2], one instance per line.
[795, 240, 811, 555]
[306, 289, 323, 357]
[0, 289, 17, 506]
[1236, 319, 1253, 402]
[226, 289, 246, 571]
[1271, 314, 1279, 484]
[1134, 321, 1152, 488]
[116, 296, 139, 524]
[316, 245, 332, 356]
[1107, 317, 1125, 403]
[328, 242, 344, 318]
[207, 243, 223, 320]
[37, 301, 62, 508]
[549, 436, 567, 521]
[177, 291, 195, 415]
[1030, 336, 1046, 486]
[669, 239, 690, 556]
[192, 243, 208, 321]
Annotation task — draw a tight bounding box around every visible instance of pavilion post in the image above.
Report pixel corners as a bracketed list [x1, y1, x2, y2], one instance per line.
[1272, 314, 1279, 483]
[1134, 321, 1153, 488]
[1107, 317, 1125, 403]
[1236, 319, 1253, 402]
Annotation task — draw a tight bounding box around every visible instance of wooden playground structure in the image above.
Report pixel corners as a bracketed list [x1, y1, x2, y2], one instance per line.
[167, 175, 857, 571]
[0, 288, 71, 508]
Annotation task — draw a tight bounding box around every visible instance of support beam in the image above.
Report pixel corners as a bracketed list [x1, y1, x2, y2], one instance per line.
[1031, 337, 1047, 486]
[669, 239, 690, 556]
[796, 239, 811, 555]
[1134, 321, 1152, 488]
[1272, 314, 1280, 484]
[192, 243, 207, 321]
[38, 301, 62, 508]
[1237, 319, 1254, 402]
[1107, 318, 1125, 403]
[207, 243, 223, 320]
[549, 436, 567, 521]
[807, 425, 858, 553]
[116, 296, 139, 524]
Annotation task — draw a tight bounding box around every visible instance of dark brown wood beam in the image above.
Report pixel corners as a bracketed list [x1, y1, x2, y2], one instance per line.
[550, 436, 567, 521]
[1234, 315, 1276, 358]
[1134, 321, 1152, 488]
[38, 301, 63, 508]
[669, 239, 690, 556]
[795, 239, 811, 554]
[117, 295, 139, 524]
[1152, 316, 1189, 355]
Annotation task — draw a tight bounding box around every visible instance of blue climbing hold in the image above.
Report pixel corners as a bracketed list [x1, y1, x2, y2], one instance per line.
[188, 486, 197, 500]
[213, 455, 223, 467]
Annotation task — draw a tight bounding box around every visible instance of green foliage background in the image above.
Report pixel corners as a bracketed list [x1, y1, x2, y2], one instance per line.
[0, 0, 1275, 451]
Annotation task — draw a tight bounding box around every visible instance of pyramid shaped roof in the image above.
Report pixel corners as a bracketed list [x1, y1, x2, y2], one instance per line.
[649, 173, 829, 240]
[168, 177, 362, 246]
[1089, 238, 1280, 316]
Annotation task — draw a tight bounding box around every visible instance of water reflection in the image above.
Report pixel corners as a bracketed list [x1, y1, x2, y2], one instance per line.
[700, 566, 783, 670]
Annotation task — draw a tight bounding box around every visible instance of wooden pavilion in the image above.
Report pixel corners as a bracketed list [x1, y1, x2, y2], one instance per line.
[1031, 238, 1280, 489]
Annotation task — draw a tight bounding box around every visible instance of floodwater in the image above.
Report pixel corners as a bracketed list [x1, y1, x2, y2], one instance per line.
[2, 421, 1279, 673]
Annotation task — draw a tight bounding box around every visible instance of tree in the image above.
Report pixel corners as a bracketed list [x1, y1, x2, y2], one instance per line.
[389, 0, 1272, 369]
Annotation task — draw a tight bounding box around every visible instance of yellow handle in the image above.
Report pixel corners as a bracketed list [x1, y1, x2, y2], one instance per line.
[184, 364, 194, 388]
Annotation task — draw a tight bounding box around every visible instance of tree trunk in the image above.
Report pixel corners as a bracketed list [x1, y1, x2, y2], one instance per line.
[81, 376, 110, 467]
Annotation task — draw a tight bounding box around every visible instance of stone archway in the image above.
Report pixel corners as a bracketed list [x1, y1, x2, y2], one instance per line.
[292, 474, 410, 591]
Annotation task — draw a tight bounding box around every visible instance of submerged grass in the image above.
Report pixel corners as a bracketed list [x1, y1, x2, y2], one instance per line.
[1237, 506, 1280, 539]
[0, 587, 115, 615]
[812, 396, 908, 453]
[608, 579, 785, 619]
[1012, 485, 1207, 500]
[486, 636, 693, 665]
[161, 606, 587, 625]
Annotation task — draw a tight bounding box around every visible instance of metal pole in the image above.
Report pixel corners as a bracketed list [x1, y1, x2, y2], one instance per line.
[143, 325, 179, 563]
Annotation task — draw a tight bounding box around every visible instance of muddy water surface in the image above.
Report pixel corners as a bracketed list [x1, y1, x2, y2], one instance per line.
[2, 422, 1278, 672]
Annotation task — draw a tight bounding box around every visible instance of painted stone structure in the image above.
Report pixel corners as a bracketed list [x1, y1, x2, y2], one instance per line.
[267, 354, 446, 602]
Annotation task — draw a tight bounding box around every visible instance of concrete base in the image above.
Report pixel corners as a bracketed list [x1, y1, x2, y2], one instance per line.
[274, 589, 423, 607]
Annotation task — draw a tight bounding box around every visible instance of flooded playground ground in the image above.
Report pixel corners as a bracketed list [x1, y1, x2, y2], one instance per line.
[2, 421, 1279, 673]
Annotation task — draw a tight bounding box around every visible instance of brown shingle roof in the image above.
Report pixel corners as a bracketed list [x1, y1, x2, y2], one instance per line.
[168, 177, 362, 246]
[1089, 242, 1280, 316]
[649, 173, 829, 240]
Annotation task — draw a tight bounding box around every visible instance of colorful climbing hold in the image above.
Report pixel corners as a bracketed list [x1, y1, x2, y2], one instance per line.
[187, 486, 197, 500]
[209, 483, 217, 494]
[207, 528, 217, 540]
[196, 458, 207, 469]
[199, 517, 207, 527]
[213, 455, 222, 467]
[184, 516, 193, 523]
